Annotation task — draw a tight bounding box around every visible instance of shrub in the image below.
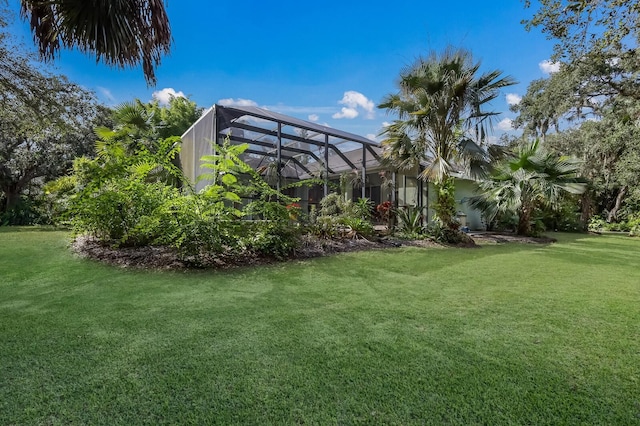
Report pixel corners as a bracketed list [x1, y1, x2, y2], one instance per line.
[424, 221, 471, 244]
[627, 213, 640, 237]
[588, 216, 606, 232]
[313, 193, 375, 240]
[340, 216, 374, 238]
[396, 205, 423, 237]
[244, 221, 300, 260]
[70, 178, 177, 246]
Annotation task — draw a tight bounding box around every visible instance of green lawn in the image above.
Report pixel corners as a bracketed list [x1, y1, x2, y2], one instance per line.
[1, 228, 639, 425]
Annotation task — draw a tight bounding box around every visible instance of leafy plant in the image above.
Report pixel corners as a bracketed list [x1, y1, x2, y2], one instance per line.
[424, 220, 471, 244]
[469, 140, 586, 236]
[353, 197, 373, 221]
[312, 193, 375, 240]
[340, 216, 374, 238]
[628, 213, 640, 237]
[396, 205, 424, 238]
[431, 177, 459, 231]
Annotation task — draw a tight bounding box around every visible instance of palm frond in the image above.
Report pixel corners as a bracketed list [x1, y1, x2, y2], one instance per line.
[20, 0, 171, 85]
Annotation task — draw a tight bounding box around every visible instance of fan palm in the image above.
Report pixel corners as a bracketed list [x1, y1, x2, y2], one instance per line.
[469, 140, 586, 236]
[20, 0, 171, 85]
[379, 48, 516, 229]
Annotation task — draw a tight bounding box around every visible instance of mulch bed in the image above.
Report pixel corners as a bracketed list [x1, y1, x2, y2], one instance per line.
[71, 232, 554, 270]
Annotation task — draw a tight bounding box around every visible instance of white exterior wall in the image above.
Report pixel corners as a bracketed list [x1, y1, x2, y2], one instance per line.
[394, 171, 485, 231]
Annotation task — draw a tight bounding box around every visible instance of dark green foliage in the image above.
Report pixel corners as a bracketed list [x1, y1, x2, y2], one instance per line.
[0, 71, 102, 224]
[244, 221, 300, 260]
[68, 121, 303, 263]
[20, 0, 171, 84]
[312, 193, 375, 239]
[519, 1, 640, 224]
[470, 140, 585, 236]
[432, 176, 459, 231]
[423, 220, 471, 244]
[589, 212, 640, 237]
[395, 205, 424, 238]
[539, 195, 584, 232]
[524, 0, 640, 101]
[0, 195, 39, 226]
[71, 179, 178, 246]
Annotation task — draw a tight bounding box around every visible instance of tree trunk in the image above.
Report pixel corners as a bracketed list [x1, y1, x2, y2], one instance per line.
[0, 184, 21, 215]
[579, 192, 593, 231]
[607, 186, 627, 223]
[517, 205, 532, 236]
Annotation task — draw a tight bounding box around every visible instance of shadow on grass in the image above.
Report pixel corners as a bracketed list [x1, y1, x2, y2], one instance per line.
[0, 225, 70, 233]
[536, 234, 640, 267]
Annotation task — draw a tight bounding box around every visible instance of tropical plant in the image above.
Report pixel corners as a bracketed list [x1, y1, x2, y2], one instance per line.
[379, 48, 516, 230]
[353, 197, 373, 221]
[19, 0, 171, 84]
[311, 193, 375, 240]
[469, 140, 586, 236]
[395, 205, 423, 238]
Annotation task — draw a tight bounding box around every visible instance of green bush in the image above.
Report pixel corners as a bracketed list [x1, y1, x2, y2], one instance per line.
[312, 193, 375, 239]
[424, 221, 470, 244]
[70, 178, 177, 246]
[340, 216, 374, 238]
[627, 213, 640, 237]
[0, 196, 41, 226]
[396, 205, 423, 237]
[149, 194, 245, 258]
[244, 221, 300, 260]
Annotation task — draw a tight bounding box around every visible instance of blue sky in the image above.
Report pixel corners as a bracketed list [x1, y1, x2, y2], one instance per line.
[7, 0, 558, 142]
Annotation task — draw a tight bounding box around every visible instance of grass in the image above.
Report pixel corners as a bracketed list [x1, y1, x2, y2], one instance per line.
[1, 228, 639, 424]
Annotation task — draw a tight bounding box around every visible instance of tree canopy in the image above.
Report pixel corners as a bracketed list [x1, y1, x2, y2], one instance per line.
[19, 0, 171, 85]
[378, 48, 515, 232]
[518, 0, 640, 225]
[0, 75, 104, 221]
[470, 140, 585, 236]
[524, 0, 640, 102]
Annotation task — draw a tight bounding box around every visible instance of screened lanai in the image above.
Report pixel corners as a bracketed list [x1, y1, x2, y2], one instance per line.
[181, 104, 486, 229]
[181, 104, 383, 197]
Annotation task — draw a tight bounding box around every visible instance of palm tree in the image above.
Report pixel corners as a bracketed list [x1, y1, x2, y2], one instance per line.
[379, 48, 516, 230]
[20, 0, 171, 85]
[469, 140, 586, 236]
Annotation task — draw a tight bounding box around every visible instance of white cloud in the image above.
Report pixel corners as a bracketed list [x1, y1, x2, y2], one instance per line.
[218, 98, 258, 107]
[308, 114, 319, 122]
[335, 91, 375, 119]
[366, 133, 378, 141]
[506, 93, 522, 106]
[332, 107, 359, 119]
[497, 118, 513, 131]
[382, 121, 392, 127]
[97, 86, 115, 103]
[539, 60, 560, 74]
[152, 87, 185, 105]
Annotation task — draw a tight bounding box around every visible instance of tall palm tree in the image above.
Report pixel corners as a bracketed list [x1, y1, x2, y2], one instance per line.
[20, 0, 171, 85]
[379, 48, 516, 229]
[469, 140, 586, 236]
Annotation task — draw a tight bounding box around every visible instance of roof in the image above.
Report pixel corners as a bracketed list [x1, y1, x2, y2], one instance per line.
[213, 104, 378, 147]
[180, 103, 383, 189]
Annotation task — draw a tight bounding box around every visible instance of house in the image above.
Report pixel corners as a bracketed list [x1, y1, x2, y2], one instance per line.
[181, 104, 484, 230]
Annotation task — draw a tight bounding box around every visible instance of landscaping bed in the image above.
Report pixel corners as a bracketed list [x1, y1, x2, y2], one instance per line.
[72, 232, 553, 270]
